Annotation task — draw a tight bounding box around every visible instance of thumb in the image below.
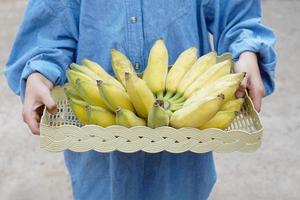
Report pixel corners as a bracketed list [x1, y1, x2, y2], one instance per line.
[40, 89, 57, 114]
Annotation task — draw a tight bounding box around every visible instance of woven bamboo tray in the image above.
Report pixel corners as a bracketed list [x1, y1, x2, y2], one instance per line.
[40, 85, 263, 153]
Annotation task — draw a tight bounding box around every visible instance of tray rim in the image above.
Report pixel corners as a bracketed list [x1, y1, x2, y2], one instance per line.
[40, 85, 264, 154]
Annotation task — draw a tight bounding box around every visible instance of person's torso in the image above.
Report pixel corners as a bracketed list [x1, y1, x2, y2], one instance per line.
[62, 0, 213, 75]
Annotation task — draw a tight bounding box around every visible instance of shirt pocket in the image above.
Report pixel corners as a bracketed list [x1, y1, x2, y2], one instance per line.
[143, 0, 193, 34]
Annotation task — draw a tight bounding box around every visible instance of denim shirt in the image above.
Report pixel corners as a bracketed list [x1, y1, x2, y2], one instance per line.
[5, 0, 276, 200]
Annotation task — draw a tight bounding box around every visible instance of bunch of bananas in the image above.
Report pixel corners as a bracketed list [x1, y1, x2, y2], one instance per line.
[65, 39, 245, 130]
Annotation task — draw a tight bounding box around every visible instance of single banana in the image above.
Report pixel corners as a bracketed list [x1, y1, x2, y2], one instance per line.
[68, 97, 89, 125]
[220, 98, 245, 112]
[143, 38, 168, 98]
[75, 79, 109, 109]
[165, 47, 198, 98]
[70, 63, 99, 80]
[148, 100, 170, 128]
[64, 87, 82, 100]
[199, 111, 238, 130]
[96, 80, 134, 112]
[170, 94, 224, 128]
[66, 70, 92, 87]
[111, 49, 137, 86]
[176, 51, 217, 96]
[82, 58, 125, 91]
[216, 52, 232, 63]
[215, 72, 246, 83]
[86, 105, 115, 127]
[125, 72, 155, 119]
[184, 80, 241, 106]
[183, 60, 232, 98]
[115, 106, 146, 128]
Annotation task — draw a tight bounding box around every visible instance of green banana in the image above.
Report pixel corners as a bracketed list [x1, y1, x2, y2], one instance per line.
[148, 100, 170, 128]
[64, 87, 82, 100]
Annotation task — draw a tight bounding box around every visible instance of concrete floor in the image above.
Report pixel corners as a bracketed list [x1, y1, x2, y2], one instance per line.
[0, 1, 299, 200]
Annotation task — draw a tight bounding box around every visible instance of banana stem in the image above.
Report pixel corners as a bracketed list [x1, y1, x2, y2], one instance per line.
[171, 93, 182, 101]
[170, 103, 183, 111]
[169, 96, 186, 105]
[166, 109, 173, 116]
[173, 96, 186, 103]
[156, 91, 164, 100]
[164, 91, 174, 99]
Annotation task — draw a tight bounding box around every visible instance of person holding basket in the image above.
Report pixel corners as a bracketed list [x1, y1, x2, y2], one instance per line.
[5, 0, 276, 199]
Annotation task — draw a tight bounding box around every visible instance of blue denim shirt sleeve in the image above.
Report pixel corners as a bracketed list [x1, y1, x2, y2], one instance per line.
[206, 0, 277, 96]
[4, 0, 78, 101]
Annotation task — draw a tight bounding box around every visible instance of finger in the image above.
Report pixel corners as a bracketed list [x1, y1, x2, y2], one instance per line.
[40, 89, 57, 114]
[22, 109, 40, 135]
[249, 90, 263, 112]
[236, 76, 248, 98]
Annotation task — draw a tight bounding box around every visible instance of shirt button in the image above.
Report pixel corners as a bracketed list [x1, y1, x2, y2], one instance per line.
[135, 62, 141, 70]
[131, 16, 137, 24]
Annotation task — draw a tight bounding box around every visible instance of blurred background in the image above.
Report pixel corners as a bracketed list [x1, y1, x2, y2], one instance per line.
[0, 0, 299, 199]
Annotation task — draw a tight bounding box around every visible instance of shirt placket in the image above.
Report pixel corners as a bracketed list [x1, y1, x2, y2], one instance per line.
[125, 0, 145, 73]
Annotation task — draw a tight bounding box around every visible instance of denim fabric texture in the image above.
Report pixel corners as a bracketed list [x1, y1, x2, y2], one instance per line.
[5, 0, 276, 199]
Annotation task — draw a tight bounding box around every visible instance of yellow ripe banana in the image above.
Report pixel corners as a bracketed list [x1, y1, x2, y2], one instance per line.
[86, 105, 115, 127]
[66, 70, 92, 87]
[111, 49, 137, 86]
[183, 60, 232, 98]
[115, 106, 146, 128]
[70, 63, 99, 80]
[185, 72, 245, 104]
[96, 80, 134, 112]
[143, 38, 168, 98]
[75, 79, 109, 109]
[165, 47, 198, 97]
[176, 51, 217, 95]
[220, 98, 245, 112]
[215, 72, 246, 83]
[82, 58, 125, 91]
[148, 100, 170, 128]
[125, 72, 155, 119]
[184, 80, 241, 106]
[68, 97, 89, 125]
[199, 111, 238, 130]
[216, 52, 232, 63]
[170, 94, 224, 128]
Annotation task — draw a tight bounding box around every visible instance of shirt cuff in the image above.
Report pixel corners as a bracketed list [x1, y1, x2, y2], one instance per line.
[20, 59, 67, 101]
[229, 39, 277, 96]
